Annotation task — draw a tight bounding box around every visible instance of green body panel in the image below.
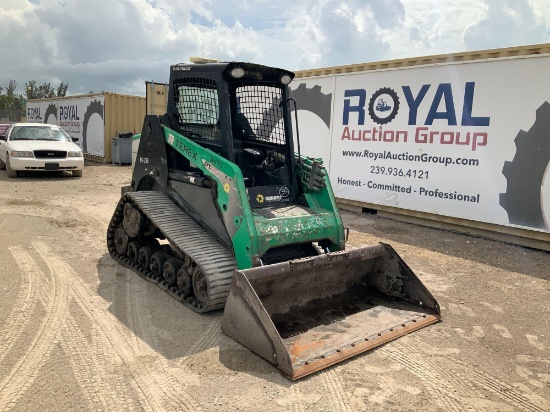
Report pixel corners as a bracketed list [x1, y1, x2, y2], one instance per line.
[253, 157, 345, 255]
[252, 209, 340, 256]
[163, 126, 346, 269]
[297, 156, 346, 251]
[163, 126, 257, 269]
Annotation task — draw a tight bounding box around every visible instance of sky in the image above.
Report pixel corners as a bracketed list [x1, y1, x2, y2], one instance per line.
[1, 0, 549, 97]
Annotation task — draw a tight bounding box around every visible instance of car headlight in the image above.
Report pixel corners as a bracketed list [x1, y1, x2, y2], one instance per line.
[10, 150, 34, 158]
[68, 151, 83, 157]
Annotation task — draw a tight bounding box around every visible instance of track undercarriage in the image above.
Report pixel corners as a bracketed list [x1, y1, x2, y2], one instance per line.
[107, 191, 236, 313]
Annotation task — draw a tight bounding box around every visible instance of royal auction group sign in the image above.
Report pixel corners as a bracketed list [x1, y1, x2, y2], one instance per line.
[290, 55, 550, 233]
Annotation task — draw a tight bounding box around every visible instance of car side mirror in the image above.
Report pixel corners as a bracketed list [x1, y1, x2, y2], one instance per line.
[71, 137, 79, 143]
[0, 135, 6, 141]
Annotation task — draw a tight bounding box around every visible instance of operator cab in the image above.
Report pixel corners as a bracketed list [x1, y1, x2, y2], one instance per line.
[167, 62, 298, 208]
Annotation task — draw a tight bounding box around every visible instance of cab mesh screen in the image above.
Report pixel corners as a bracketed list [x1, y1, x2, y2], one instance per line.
[173, 77, 220, 142]
[235, 85, 285, 146]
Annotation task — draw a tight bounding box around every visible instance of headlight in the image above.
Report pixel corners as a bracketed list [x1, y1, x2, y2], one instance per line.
[10, 150, 33, 158]
[230, 67, 245, 78]
[280, 74, 292, 85]
[68, 151, 83, 157]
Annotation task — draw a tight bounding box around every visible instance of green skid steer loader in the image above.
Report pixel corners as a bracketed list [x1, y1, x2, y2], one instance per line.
[107, 61, 440, 379]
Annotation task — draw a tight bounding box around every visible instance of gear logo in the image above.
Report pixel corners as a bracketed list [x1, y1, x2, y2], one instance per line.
[223, 182, 230, 193]
[256, 194, 265, 203]
[368, 87, 400, 125]
[260, 84, 333, 137]
[290, 84, 332, 129]
[82, 99, 104, 153]
[500, 101, 550, 231]
[43, 103, 57, 125]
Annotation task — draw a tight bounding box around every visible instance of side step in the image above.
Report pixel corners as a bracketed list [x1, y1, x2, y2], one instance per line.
[221, 243, 440, 379]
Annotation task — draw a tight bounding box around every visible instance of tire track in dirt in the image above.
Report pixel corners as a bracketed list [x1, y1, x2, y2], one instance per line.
[179, 315, 220, 381]
[98, 258, 169, 410]
[94, 258, 155, 409]
[319, 369, 353, 412]
[0, 247, 39, 366]
[278, 384, 322, 412]
[72, 258, 180, 410]
[60, 315, 126, 411]
[184, 316, 221, 357]
[0, 244, 70, 410]
[380, 343, 465, 411]
[384, 339, 548, 411]
[451, 357, 548, 411]
[276, 367, 350, 411]
[89, 325, 144, 411]
[45, 245, 200, 411]
[128, 274, 163, 352]
[127, 273, 202, 411]
[288, 385, 307, 412]
[3, 247, 120, 411]
[64, 258, 168, 410]
[36, 243, 128, 410]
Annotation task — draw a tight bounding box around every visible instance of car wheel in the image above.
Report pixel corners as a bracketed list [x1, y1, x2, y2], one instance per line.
[0, 155, 5, 171]
[72, 169, 83, 177]
[6, 155, 18, 178]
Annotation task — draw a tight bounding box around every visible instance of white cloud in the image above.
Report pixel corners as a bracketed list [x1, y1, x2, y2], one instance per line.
[464, 0, 547, 50]
[388, 0, 487, 57]
[0, 0, 548, 97]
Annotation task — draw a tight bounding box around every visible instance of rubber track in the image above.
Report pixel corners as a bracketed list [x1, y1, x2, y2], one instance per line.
[107, 191, 237, 313]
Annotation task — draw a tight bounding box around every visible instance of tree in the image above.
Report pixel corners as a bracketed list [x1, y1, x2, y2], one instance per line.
[25, 80, 37, 100]
[6, 79, 16, 97]
[0, 79, 25, 121]
[57, 82, 68, 97]
[35, 82, 55, 99]
[25, 80, 69, 100]
[0, 79, 69, 121]
[0, 79, 23, 110]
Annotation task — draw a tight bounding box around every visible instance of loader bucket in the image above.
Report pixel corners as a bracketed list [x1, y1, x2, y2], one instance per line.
[221, 243, 440, 379]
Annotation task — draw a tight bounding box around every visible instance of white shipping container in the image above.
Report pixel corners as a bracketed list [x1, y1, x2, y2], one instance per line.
[291, 44, 550, 237]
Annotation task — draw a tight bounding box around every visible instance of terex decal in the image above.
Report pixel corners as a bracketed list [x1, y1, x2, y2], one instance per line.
[167, 133, 198, 161]
[341, 82, 490, 151]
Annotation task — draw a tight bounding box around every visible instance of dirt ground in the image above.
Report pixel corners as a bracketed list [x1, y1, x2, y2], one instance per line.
[0, 162, 548, 412]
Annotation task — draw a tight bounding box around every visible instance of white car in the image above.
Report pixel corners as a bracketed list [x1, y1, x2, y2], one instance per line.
[0, 123, 84, 178]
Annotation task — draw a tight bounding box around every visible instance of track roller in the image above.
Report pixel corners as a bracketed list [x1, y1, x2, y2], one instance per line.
[128, 241, 141, 263]
[138, 246, 152, 270]
[163, 259, 181, 286]
[150, 253, 165, 278]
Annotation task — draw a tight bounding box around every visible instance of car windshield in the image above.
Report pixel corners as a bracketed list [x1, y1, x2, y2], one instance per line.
[10, 126, 71, 142]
